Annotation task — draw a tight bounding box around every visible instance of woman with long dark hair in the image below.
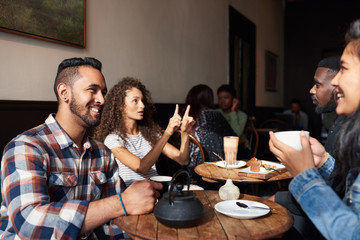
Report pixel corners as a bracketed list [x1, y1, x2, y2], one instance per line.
[94, 77, 195, 187]
[269, 19, 360, 239]
[184, 84, 236, 168]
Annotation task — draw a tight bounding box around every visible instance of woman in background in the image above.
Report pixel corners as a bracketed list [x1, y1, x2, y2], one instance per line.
[184, 84, 236, 178]
[94, 77, 195, 187]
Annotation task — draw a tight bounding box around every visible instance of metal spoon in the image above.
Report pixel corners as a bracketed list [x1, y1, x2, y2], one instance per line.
[261, 165, 280, 173]
[236, 201, 274, 211]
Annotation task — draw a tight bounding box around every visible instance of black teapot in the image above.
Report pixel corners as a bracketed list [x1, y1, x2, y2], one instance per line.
[154, 169, 206, 228]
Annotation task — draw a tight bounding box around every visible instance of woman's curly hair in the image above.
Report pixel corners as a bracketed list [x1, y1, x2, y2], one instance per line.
[93, 76, 161, 146]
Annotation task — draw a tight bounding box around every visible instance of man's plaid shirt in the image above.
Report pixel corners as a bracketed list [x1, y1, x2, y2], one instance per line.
[0, 114, 127, 239]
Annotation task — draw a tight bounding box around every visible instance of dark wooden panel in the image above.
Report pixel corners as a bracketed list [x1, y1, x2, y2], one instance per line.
[0, 101, 182, 155]
[152, 103, 185, 129]
[251, 106, 284, 127]
[0, 100, 58, 154]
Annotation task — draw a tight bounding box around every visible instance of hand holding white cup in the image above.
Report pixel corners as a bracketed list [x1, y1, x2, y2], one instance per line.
[274, 131, 310, 150]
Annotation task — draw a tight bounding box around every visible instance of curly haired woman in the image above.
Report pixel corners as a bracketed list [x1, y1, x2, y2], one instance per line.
[94, 77, 195, 187]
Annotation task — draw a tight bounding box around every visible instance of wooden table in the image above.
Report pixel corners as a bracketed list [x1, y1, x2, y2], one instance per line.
[194, 161, 292, 183]
[113, 191, 293, 240]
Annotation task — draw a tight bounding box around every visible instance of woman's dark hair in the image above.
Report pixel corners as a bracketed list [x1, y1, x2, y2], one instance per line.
[184, 84, 214, 121]
[330, 18, 360, 197]
[331, 108, 360, 197]
[345, 18, 360, 61]
[93, 77, 161, 146]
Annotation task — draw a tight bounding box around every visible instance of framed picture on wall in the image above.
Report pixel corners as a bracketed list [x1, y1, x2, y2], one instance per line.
[265, 50, 278, 92]
[0, 0, 85, 48]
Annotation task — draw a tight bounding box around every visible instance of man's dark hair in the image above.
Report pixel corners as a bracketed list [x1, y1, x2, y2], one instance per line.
[318, 56, 341, 73]
[217, 84, 237, 98]
[291, 98, 301, 106]
[53, 57, 102, 100]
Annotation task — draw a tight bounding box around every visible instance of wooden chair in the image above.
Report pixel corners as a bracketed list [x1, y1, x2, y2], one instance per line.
[258, 118, 291, 131]
[157, 130, 206, 183]
[173, 130, 206, 184]
[257, 118, 291, 160]
[244, 120, 259, 157]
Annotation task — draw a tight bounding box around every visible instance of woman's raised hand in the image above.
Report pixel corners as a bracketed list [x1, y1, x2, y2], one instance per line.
[181, 105, 196, 134]
[164, 105, 196, 136]
[164, 104, 182, 136]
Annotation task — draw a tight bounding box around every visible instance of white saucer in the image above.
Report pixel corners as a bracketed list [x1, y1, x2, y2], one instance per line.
[215, 200, 270, 219]
[215, 160, 247, 169]
[238, 160, 285, 174]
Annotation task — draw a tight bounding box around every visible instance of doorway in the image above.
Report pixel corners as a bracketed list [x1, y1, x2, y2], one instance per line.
[229, 6, 256, 115]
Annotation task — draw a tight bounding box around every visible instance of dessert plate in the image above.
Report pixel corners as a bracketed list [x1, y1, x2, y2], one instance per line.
[216, 160, 247, 169]
[239, 160, 285, 174]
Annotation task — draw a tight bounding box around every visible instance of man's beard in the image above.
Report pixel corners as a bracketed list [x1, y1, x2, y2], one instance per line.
[70, 96, 101, 127]
[313, 91, 337, 114]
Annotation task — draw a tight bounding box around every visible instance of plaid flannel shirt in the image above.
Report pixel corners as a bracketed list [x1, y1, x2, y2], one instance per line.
[0, 114, 127, 239]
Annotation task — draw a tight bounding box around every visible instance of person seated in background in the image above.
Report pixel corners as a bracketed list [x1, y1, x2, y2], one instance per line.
[283, 98, 309, 130]
[0, 57, 162, 239]
[216, 84, 250, 151]
[184, 84, 237, 180]
[94, 77, 195, 187]
[271, 56, 343, 240]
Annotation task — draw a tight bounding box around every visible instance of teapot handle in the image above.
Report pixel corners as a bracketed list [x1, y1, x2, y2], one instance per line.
[168, 169, 191, 205]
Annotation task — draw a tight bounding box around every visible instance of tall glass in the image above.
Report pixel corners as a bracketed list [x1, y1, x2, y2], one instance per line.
[223, 136, 239, 165]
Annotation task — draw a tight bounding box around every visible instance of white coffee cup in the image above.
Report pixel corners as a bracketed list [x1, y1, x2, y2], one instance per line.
[274, 131, 310, 150]
[150, 176, 172, 199]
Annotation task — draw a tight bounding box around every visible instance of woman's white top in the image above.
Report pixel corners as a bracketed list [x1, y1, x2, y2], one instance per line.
[104, 132, 158, 187]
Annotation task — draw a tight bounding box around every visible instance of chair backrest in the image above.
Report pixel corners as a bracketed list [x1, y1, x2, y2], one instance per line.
[244, 120, 259, 157]
[259, 118, 291, 131]
[173, 130, 206, 183]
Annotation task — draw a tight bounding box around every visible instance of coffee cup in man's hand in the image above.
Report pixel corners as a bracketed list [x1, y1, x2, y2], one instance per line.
[150, 176, 172, 199]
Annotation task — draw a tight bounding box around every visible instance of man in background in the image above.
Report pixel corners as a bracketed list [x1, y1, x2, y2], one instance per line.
[217, 84, 251, 157]
[310, 56, 345, 155]
[283, 99, 309, 130]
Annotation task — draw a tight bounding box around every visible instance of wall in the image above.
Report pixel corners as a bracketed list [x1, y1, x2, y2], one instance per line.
[284, 0, 360, 138]
[0, 0, 284, 107]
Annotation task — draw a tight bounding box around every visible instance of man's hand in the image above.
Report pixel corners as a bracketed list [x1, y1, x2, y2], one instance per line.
[231, 98, 240, 112]
[121, 180, 162, 215]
